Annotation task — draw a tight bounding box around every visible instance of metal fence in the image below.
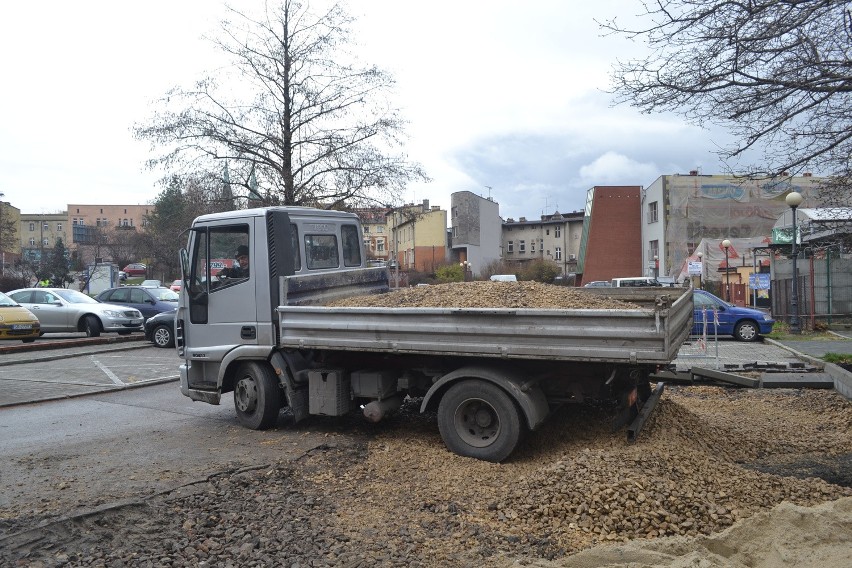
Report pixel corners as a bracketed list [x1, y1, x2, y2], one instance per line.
[772, 256, 852, 328]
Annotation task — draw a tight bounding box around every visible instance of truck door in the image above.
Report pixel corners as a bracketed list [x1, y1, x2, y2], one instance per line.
[184, 222, 259, 355]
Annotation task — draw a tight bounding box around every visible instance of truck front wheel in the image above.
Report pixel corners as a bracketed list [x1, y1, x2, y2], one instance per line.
[437, 380, 523, 463]
[233, 362, 281, 430]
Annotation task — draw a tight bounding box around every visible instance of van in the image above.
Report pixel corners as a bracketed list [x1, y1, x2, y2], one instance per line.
[610, 277, 658, 287]
[490, 274, 518, 282]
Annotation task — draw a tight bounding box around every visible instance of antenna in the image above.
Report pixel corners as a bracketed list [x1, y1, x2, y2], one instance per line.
[484, 185, 492, 199]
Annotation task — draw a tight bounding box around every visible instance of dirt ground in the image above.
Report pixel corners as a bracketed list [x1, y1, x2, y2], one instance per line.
[1, 385, 850, 567]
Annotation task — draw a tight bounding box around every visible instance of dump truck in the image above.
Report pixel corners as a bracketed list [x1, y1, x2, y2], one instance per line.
[176, 207, 693, 461]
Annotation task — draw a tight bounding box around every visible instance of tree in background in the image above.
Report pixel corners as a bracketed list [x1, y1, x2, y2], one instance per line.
[603, 0, 852, 204]
[42, 238, 73, 287]
[139, 175, 233, 280]
[517, 259, 560, 283]
[135, 0, 427, 210]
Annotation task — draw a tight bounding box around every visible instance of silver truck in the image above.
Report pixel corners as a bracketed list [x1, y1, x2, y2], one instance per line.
[177, 207, 693, 461]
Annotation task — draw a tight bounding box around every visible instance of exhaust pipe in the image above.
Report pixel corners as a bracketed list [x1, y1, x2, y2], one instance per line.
[363, 396, 403, 423]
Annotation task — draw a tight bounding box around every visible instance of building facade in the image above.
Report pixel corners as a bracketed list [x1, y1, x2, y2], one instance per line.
[388, 200, 448, 273]
[502, 211, 584, 276]
[643, 172, 827, 283]
[19, 213, 69, 263]
[577, 186, 643, 285]
[450, 191, 502, 275]
[354, 208, 391, 263]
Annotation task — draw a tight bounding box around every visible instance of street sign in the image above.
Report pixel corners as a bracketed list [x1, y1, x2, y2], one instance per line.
[688, 261, 703, 275]
[749, 273, 770, 289]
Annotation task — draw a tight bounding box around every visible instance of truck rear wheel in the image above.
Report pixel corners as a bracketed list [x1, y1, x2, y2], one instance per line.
[233, 362, 281, 430]
[437, 380, 522, 462]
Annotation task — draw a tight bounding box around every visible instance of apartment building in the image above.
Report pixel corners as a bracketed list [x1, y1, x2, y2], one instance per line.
[450, 191, 502, 274]
[388, 199, 448, 272]
[502, 210, 584, 275]
[19, 213, 69, 263]
[353, 207, 391, 263]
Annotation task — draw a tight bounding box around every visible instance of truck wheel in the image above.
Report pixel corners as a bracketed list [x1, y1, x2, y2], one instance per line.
[83, 315, 101, 337]
[734, 320, 759, 342]
[233, 362, 281, 430]
[437, 380, 522, 463]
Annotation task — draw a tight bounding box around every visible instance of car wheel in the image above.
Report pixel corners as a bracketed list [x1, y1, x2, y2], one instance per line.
[152, 324, 174, 348]
[734, 320, 759, 342]
[83, 315, 101, 338]
[233, 362, 281, 430]
[437, 379, 523, 463]
[22, 338, 36, 343]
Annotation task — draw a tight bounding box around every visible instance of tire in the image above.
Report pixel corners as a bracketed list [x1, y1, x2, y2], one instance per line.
[233, 362, 281, 430]
[117, 331, 132, 336]
[151, 324, 174, 348]
[22, 338, 36, 343]
[734, 320, 759, 342]
[83, 315, 101, 338]
[437, 379, 523, 463]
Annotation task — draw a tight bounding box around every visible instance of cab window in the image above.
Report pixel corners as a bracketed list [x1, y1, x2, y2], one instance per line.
[341, 224, 362, 267]
[305, 234, 339, 269]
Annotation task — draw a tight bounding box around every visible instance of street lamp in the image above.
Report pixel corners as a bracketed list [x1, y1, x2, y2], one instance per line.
[696, 251, 703, 289]
[722, 239, 731, 302]
[460, 260, 472, 282]
[786, 191, 804, 334]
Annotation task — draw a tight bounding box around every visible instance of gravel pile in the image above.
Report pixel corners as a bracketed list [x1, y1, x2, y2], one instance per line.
[326, 281, 640, 310]
[4, 387, 849, 567]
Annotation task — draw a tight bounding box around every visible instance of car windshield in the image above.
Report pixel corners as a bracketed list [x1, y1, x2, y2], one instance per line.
[0, 291, 18, 307]
[55, 289, 99, 304]
[154, 289, 179, 301]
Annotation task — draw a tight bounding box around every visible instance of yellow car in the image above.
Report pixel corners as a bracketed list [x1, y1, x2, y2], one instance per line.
[0, 290, 40, 342]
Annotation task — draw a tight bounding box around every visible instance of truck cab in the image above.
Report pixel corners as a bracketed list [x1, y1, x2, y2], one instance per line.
[177, 207, 386, 403]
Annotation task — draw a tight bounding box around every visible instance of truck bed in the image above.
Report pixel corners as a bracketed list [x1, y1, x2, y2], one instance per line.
[277, 287, 693, 365]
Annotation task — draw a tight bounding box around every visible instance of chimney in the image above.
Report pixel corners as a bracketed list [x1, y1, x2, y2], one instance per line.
[689, 170, 698, 176]
[422, 199, 429, 211]
[519, 216, 527, 222]
[803, 172, 812, 177]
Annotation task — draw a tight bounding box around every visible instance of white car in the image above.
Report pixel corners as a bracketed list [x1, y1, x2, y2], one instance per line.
[7, 288, 144, 337]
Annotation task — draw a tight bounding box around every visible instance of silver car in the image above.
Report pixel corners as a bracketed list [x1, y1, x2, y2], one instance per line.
[7, 288, 144, 337]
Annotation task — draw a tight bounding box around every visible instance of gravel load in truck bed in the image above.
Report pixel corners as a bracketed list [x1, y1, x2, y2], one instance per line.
[327, 281, 641, 309]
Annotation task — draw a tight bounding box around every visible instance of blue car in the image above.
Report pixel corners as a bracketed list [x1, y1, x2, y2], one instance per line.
[692, 289, 774, 342]
[95, 286, 179, 321]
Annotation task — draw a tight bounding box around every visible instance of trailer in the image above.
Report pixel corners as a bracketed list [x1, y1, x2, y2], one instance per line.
[177, 207, 693, 461]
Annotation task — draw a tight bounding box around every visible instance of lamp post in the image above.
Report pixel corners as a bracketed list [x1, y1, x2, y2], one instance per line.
[460, 260, 472, 282]
[786, 191, 804, 334]
[696, 251, 703, 289]
[722, 239, 731, 302]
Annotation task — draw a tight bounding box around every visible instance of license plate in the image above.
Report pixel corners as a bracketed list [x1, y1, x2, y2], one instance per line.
[12, 324, 33, 330]
[130, 320, 142, 325]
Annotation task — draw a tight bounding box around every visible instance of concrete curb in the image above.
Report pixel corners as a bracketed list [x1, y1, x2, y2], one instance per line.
[0, 376, 179, 409]
[765, 338, 852, 401]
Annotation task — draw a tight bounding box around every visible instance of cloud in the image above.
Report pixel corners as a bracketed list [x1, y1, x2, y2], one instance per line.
[578, 152, 658, 186]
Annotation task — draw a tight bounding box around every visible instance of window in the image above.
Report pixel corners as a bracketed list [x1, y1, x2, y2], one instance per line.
[546, 229, 550, 236]
[531, 240, 536, 253]
[519, 240, 526, 253]
[377, 240, 385, 252]
[649, 240, 659, 263]
[377, 226, 383, 233]
[305, 234, 339, 269]
[507, 240, 514, 253]
[363, 226, 370, 233]
[29, 222, 35, 231]
[555, 247, 562, 260]
[42, 238, 49, 246]
[451, 206, 457, 219]
[647, 201, 659, 223]
[29, 238, 35, 246]
[555, 226, 561, 238]
[290, 224, 301, 271]
[341, 224, 362, 267]
[57, 223, 62, 231]
[43, 223, 49, 230]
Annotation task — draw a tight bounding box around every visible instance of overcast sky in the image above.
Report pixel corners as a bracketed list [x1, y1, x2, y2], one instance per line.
[0, 0, 735, 221]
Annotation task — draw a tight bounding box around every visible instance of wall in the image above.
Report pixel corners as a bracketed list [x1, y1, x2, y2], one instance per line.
[579, 186, 643, 284]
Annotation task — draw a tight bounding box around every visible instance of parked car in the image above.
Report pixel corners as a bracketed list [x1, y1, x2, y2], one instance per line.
[122, 263, 147, 277]
[0, 290, 41, 342]
[169, 279, 182, 292]
[95, 286, 179, 320]
[692, 289, 775, 342]
[7, 288, 143, 337]
[144, 309, 176, 348]
[583, 280, 612, 288]
[118, 271, 128, 281]
[140, 279, 162, 288]
[611, 277, 659, 287]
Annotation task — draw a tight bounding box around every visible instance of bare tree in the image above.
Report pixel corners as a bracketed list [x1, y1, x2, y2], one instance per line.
[602, 0, 852, 204]
[134, 0, 427, 209]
